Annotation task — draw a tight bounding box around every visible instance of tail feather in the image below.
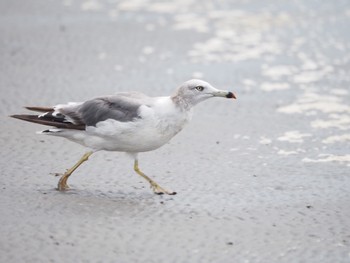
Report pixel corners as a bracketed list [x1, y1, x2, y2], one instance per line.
[25, 106, 54, 113]
[10, 114, 85, 130]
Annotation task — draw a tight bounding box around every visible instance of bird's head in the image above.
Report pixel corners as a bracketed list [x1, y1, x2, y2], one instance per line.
[172, 79, 236, 109]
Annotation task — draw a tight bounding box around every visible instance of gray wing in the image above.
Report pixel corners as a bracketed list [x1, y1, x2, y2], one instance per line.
[59, 94, 151, 127]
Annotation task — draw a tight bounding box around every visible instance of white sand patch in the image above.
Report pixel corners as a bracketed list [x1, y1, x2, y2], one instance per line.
[142, 46, 155, 55]
[303, 154, 350, 165]
[98, 52, 106, 60]
[301, 60, 318, 70]
[277, 150, 298, 155]
[311, 114, 350, 130]
[322, 134, 350, 144]
[138, 56, 146, 63]
[277, 131, 312, 143]
[166, 68, 174, 75]
[261, 82, 290, 92]
[277, 148, 306, 155]
[63, 0, 72, 6]
[118, 0, 146, 11]
[148, 2, 180, 13]
[192, 38, 228, 53]
[229, 148, 239, 152]
[259, 136, 272, 145]
[278, 92, 350, 114]
[208, 10, 247, 19]
[116, 2, 292, 64]
[187, 11, 290, 62]
[262, 65, 297, 79]
[145, 24, 155, 31]
[290, 37, 305, 52]
[108, 9, 118, 19]
[173, 14, 209, 32]
[192, 72, 204, 78]
[294, 70, 325, 83]
[242, 79, 257, 87]
[330, 89, 349, 96]
[233, 134, 241, 139]
[114, 65, 123, 71]
[293, 64, 333, 84]
[81, 0, 102, 11]
[296, 52, 317, 69]
[247, 147, 257, 151]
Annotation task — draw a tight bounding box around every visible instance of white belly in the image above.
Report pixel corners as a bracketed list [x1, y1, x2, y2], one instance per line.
[73, 102, 192, 152]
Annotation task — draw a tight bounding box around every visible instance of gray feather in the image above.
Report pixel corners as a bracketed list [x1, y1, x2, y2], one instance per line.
[69, 95, 149, 126]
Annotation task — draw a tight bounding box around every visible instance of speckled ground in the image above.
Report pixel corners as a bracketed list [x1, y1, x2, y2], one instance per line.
[1, 0, 350, 262]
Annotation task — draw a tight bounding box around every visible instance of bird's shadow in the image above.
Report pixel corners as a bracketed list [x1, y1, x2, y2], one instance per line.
[37, 187, 173, 216]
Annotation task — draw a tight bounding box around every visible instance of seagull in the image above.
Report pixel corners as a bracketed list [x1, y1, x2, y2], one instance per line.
[11, 79, 236, 195]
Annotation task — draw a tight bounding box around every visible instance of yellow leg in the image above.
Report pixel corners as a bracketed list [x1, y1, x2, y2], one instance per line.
[134, 160, 176, 195]
[57, 151, 93, 191]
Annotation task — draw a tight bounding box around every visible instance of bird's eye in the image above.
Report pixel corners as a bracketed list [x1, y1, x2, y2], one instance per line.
[195, 86, 204, 91]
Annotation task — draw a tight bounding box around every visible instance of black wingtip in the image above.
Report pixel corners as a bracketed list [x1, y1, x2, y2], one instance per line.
[10, 113, 86, 130]
[10, 114, 24, 120]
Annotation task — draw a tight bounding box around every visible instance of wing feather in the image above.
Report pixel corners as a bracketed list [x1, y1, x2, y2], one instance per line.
[60, 95, 150, 127]
[12, 93, 152, 130]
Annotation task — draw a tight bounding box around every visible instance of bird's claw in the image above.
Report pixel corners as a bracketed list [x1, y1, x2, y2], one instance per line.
[155, 191, 177, 195]
[57, 175, 70, 191]
[151, 183, 177, 195]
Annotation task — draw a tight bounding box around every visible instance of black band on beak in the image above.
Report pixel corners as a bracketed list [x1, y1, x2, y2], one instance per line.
[226, 92, 236, 99]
